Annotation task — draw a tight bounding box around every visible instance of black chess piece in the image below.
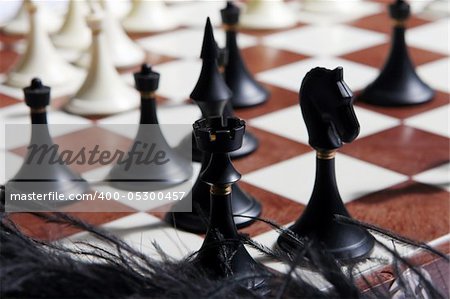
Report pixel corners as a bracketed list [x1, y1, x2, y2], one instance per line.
[167, 18, 261, 233]
[107, 64, 192, 191]
[277, 67, 375, 261]
[184, 17, 259, 161]
[5, 78, 90, 210]
[358, 0, 434, 106]
[192, 116, 268, 292]
[220, 1, 270, 108]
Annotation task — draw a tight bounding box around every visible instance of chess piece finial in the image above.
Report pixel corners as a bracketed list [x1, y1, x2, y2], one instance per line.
[107, 64, 192, 191]
[220, 1, 270, 108]
[358, 0, 434, 106]
[192, 116, 268, 291]
[167, 19, 261, 233]
[65, 9, 139, 115]
[122, 0, 178, 33]
[5, 2, 84, 89]
[5, 79, 90, 210]
[277, 67, 375, 261]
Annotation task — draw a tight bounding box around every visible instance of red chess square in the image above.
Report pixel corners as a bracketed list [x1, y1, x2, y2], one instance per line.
[348, 180, 450, 243]
[349, 12, 431, 34]
[341, 125, 450, 176]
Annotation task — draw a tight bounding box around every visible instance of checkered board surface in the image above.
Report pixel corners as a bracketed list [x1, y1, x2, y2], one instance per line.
[0, 0, 449, 291]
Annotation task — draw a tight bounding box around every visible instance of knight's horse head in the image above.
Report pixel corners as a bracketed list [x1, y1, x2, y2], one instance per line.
[300, 67, 359, 151]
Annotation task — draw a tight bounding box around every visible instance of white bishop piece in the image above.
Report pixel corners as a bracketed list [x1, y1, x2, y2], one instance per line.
[5, 0, 84, 89]
[3, 0, 62, 35]
[122, 0, 178, 33]
[65, 8, 139, 115]
[301, 0, 363, 13]
[240, 0, 297, 29]
[52, 0, 91, 52]
[76, 0, 145, 69]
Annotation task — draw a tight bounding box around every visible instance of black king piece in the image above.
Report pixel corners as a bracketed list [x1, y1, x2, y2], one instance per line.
[220, 1, 270, 108]
[108, 64, 192, 191]
[277, 67, 375, 261]
[358, 0, 434, 106]
[166, 18, 261, 233]
[6, 78, 90, 208]
[193, 116, 268, 291]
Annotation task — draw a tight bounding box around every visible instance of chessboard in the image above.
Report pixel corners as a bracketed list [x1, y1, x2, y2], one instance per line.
[0, 0, 449, 295]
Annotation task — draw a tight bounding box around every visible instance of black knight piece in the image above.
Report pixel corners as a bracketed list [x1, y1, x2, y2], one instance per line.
[358, 0, 434, 106]
[107, 64, 192, 191]
[277, 67, 375, 261]
[220, 1, 270, 108]
[167, 18, 261, 233]
[5, 78, 90, 209]
[192, 116, 268, 291]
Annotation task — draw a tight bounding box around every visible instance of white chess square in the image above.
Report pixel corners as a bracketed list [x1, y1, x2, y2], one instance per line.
[407, 18, 450, 56]
[170, 0, 225, 27]
[417, 57, 450, 94]
[262, 24, 386, 57]
[242, 151, 407, 205]
[249, 105, 400, 144]
[413, 163, 450, 192]
[63, 212, 204, 261]
[256, 57, 378, 92]
[404, 104, 450, 138]
[138, 27, 257, 59]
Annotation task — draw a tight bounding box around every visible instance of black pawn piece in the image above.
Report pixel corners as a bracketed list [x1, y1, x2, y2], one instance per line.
[107, 64, 192, 191]
[277, 67, 374, 261]
[167, 19, 261, 233]
[193, 116, 268, 291]
[220, 1, 270, 108]
[5, 79, 90, 209]
[358, 0, 434, 106]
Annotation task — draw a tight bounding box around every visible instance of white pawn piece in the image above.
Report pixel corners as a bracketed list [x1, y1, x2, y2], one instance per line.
[3, 0, 62, 35]
[5, 1, 84, 89]
[52, 0, 91, 52]
[301, 0, 361, 14]
[65, 9, 139, 115]
[240, 0, 297, 30]
[76, 1, 145, 69]
[422, 0, 450, 17]
[122, 0, 178, 33]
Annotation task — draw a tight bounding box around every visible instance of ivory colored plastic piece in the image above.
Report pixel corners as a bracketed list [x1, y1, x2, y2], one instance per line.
[3, 0, 62, 35]
[65, 11, 139, 115]
[5, 1, 84, 89]
[52, 0, 91, 51]
[423, 0, 450, 17]
[122, 0, 178, 33]
[76, 2, 145, 69]
[302, 0, 362, 13]
[240, 0, 297, 29]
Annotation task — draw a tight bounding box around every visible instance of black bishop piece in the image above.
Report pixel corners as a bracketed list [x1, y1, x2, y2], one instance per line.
[167, 18, 262, 233]
[107, 64, 192, 191]
[277, 67, 375, 261]
[192, 116, 268, 292]
[220, 1, 270, 108]
[358, 0, 434, 106]
[5, 78, 90, 209]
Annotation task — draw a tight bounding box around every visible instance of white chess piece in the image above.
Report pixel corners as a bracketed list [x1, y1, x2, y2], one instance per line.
[122, 0, 178, 33]
[76, 1, 145, 69]
[301, 0, 362, 14]
[422, 0, 450, 17]
[240, 0, 297, 30]
[52, 0, 91, 52]
[5, 1, 84, 89]
[3, 0, 62, 35]
[65, 9, 139, 115]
